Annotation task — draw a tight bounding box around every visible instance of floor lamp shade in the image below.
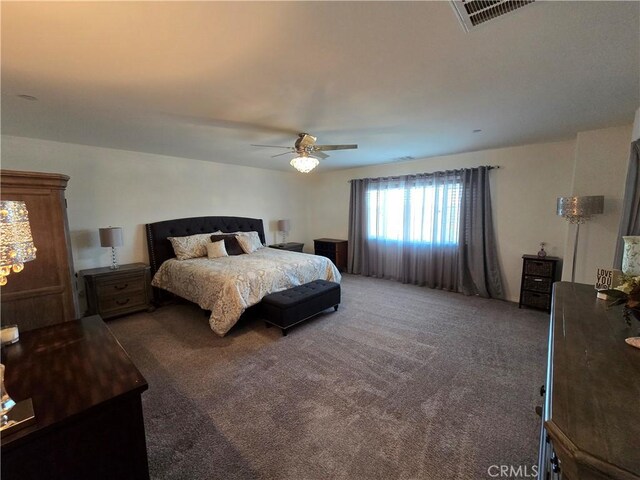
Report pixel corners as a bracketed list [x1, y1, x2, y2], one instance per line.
[556, 196, 604, 224]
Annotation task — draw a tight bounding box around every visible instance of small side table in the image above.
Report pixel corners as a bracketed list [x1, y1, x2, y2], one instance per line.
[269, 242, 304, 252]
[518, 255, 561, 313]
[79, 263, 153, 319]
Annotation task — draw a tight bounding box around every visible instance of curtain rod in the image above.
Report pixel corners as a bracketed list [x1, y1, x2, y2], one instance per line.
[347, 165, 500, 183]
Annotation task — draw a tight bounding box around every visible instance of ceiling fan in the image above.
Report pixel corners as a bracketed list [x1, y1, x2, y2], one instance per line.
[252, 133, 358, 173]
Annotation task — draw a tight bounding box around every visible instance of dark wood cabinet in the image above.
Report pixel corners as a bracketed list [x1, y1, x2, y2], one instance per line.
[269, 242, 304, 252]
[538, 282, 640, 480]
[1, 315, 150, 480]
[519, 254, 560, 313]
[79, 263, 153, 319]
[314, 238, 348, 272]
[0, 170, 79, 331]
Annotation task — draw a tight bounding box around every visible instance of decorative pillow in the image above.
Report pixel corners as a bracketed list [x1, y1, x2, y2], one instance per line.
[210, 234, 244, 256]
[235, 231, 264, 253]
[206, 240, 228, 259]
[236, 232, 262, 254]
[168, 233, 215, 260]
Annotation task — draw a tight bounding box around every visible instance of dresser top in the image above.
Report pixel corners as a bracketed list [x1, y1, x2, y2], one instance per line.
[547, 282, 640, 477]
[1, 315, 148, 449]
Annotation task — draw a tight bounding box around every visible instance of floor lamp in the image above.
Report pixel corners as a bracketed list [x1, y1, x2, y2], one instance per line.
[557, 195, 604, 282]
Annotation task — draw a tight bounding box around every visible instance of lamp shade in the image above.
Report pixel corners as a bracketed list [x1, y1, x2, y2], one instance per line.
[277, 219, 290, 232]
[99, 227, 123, 247]
[557, 195, 604, 224]
[0, 200, 37, 285]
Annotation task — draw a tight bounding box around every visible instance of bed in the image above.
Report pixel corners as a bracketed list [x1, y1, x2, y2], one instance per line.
[145, 216, 341, 335]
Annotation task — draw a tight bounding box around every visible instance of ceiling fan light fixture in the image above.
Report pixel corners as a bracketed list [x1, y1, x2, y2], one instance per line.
[290, 155, 319, 173]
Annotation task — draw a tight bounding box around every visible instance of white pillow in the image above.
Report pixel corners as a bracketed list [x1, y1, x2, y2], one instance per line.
[235, 231, 264, 254]
[168, 233, 216, 260]
[206, 240, 228, 259]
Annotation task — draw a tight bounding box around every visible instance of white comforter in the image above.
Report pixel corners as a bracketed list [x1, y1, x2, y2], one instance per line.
[151, 248, 341, 336]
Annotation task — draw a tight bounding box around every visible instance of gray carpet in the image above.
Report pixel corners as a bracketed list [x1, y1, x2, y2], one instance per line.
[108, 274, 548, 480]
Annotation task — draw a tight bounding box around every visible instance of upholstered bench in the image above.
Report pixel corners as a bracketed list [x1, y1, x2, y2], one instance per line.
[262, 280, 341, 336]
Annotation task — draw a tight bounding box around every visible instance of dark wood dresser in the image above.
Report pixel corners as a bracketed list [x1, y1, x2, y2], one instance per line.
[0, 315, 150, 480]
[79, 263, 153, 319]
[314, 238, 347, 271]
[519, 254, 561, 313]
[538, 282, 640, 480]
[0, 170, 79, 331]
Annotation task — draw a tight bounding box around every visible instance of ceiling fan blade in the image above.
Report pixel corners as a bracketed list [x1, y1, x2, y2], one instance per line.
[313, 144, 358, 151]
[271, 151, 295, 158]
[162, 113, 300, 136]
[251, 144, 294, 149]
[314, 151, 329, 159]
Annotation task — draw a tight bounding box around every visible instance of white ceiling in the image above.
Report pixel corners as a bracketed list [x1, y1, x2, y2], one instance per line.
[1, 1, 638, 172]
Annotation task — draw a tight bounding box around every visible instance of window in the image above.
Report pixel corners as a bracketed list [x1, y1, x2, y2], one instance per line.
[366, 180, 461, 245]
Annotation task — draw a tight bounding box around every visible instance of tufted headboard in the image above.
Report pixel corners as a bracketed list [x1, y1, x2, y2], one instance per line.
[145, 216, 266, 276]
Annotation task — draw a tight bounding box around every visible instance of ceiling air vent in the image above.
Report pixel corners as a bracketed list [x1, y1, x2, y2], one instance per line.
[450, 0, 535, 32]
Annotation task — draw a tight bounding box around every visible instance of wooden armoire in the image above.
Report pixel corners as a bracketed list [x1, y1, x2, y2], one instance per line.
[1, 170, 78, 331]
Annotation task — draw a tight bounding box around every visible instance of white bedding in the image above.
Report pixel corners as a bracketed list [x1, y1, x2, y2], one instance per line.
[151, 248, 341, 336]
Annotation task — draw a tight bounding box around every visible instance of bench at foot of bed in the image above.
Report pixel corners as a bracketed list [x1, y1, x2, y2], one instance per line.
[262, 280, 341, 336]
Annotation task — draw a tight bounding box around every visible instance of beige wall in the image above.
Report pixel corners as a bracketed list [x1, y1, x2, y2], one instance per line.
[562, 124, 633, 283]
[306, 141, 576, 302]
[0, 136, 313, 274]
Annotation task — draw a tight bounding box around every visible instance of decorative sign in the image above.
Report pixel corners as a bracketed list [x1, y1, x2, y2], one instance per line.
[595, 267, 623, 291]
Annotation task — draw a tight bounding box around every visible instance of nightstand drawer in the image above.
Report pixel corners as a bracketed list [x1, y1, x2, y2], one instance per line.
[96, 273, 145, 298]
[524, 260, 554, 277]
[99, 291, 149, 317]
[522, 291, 551, 311]
[523, 275, 552, 293]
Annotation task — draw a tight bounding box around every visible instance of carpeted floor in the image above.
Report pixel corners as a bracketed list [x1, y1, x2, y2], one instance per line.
[108, 274, 548, 480]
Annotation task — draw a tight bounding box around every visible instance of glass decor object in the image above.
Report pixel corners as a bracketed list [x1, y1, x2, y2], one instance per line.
[622, 236, 640, 276]
[290, 154, 319, 173]
[99, 227, 123, 270]
[537, 242, 547, 258]
[0, 364, 16, 430]
[0, 201, 37, 286]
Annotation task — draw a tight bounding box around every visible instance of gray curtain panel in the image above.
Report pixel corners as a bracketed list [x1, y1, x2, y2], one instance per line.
[614, 139, 640, 268]
[348, 166, 504, 298]
[457, 167, 504, 299]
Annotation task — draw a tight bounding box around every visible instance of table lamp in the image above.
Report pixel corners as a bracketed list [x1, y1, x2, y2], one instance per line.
[0, 201, 37, 434]
[277, 220, 290, 245]
[99, 227, 123, 269]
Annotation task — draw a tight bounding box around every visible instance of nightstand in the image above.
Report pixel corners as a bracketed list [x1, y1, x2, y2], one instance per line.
[269, 242, 304, 252]
[79, 263, 153, 319]
[518, 255, 561, 313]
